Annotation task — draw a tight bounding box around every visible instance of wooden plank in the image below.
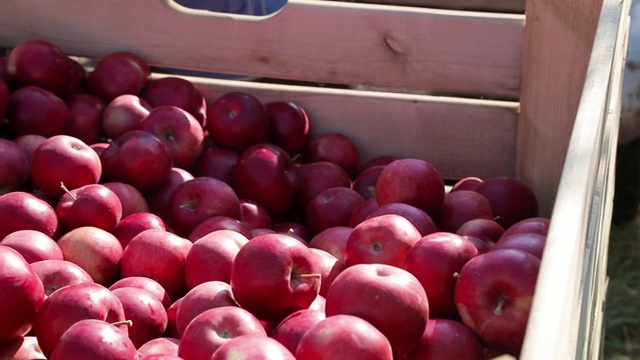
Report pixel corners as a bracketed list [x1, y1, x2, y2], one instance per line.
[0, 0, 524, 98]
[176, 75, 520, 179]
[348, 0, 526, 13]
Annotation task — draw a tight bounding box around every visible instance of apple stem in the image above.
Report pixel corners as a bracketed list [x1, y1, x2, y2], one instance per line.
[286, 228, 295, 237]
[494, 296, 508, 316]
[453, 272, 459, 279]
[296, 273, 322, 279]
[60, 182, 77, 201]
[111, 320, 133, 327]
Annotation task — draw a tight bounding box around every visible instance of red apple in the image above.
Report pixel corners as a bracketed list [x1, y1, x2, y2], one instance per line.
[270, 308, 326, 355]
[232, 143, 298, 216]
[111, 287, 168, 348]
[86, 51, 151, 102]
[0, 336, 46, 360]
[295, 314, 393, 360]
[344, 213, 422, 267]
[403, 318, 485, 360]
[30, 134, 102, 200]
[230, 233, 321, 322]
[49, 319, 136, 360]
[1, 229, 63, 263]
[175, 280, 239, 337]
[206, 91, 269, 152]
[0, 138, 30, 195]
[188, 215, 253, 241]
[402, 231, 479, 319]
[121, 229, 192, 300]
[112, 212, 167, 249]
[0, 79, 7, 122]
[308, 247, 347, 297]
[366, 202, 439, 236]
[56, 226, 123, 286]
[361, 155, 399, 170]
[193, 147, 240, 185]
[353, 164, 385, 200]
[102, 181, 150, 218]
[308, 226, 352, 263]
[0, 245, 46, 342]
[64, 56, 87, 96]
[0, 191, 58, 239]
[491, 232, 546, 259]
[141, 76, 207, 126]
[90, 142, 110, 157]
[30, 259, 94, 296]
[294, 161, 353, 212]
[56, 183, 123, 232]
[471, 177, 539, 229]
[375, 158, 445, 217]
[5, 38, 71, 96]
[239, 198, 272, 230]
[210, 334, 294, 360]
[12, 134, 47, 165]
[454, 248, 541, 355]
[456, 218, 505, 245]
[177, 306, 267, 360]
[100, 130, 173, 193]
[305, 187, 365, 236]
[436, 190, 494, 233]
[325, 263, 429, 358]
[65, 93, 107, 145]
[102, 94, 152, 140]
[168, 176, 242, 237]
[146, 167, 194, 223]
[271, 221, 311, 244]
[34, 282, 126, 358]
[184, 229, 249, 289]
[450, 176, 483, 192]
[136, 337, 180, 359]
[138, 105, 205, 169]
[164, 297, 183, 339]
[265, 100, 311, 158]
[6, 85, 70, 137]
[109, 276, 172, 310]
[501, 216, 551, 238]
[305, 132, 360, 177]
[348, 197, 380, 228]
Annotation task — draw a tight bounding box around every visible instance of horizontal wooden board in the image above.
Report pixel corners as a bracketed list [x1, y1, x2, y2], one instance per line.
[177, 74, 520, 179]
[0, 0, 524, 99]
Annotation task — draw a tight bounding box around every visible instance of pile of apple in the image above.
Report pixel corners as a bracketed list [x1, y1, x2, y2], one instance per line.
[0, 38, 548, 360]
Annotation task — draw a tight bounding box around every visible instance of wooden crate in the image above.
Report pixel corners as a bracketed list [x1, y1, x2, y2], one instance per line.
[0, 0, 630, 357]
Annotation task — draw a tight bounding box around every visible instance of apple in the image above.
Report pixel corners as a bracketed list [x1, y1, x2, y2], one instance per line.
[210, 334, 295, 360]
[295, 314, 393, 360]
[112, 212, 167, 249]
[168, 176, 242, 237]
[308, 247, 347, 297]
[64, 56, 87, 96]
[121, 229, 192, 300]
[56, 183, 123, 232]
[230, 233, 321, 322]
[90, 142, 110, 157]
[265, 100, 311, 158]
[111, 287, 168, 348]
[344, 213, 422, 267]
[454, 248, 541, 355]
[366, 202, 439, 236]
[184, 229, 249, 288]
[0, 79, 8, 120]
[193, 147, 240, 185]
[348, 197, 380, 228]
[308, 226, 352, 263]
[164, 297, 183, 339]
[375, 158, 445, 217]
[102, 181, 150, 217]
[175, 280, 239, 337]
[100, 130, 173, 193]
[6, 85, 70, 137]
[5, 38, 71, 96]
[501, 216, 551, 238]
[436, 190, 494, 233]
[455, 218, 505, 246]
[232, 143, 298, 216]
[30, 259, 94, 296]
[65, 93, 107, 145]
[188, 215, 253, 241]
[177, 306, 268, 360]
[0, 191, 59, 239]
[402, 231, 479, 319]
[239, 199, 272, 230]
[109, 276, 172, 310]
[270, 308, 326, 355]
[102, 94, 152, 140]
[294, 161, 353, 212]
[136, 337, 180, 359]
[206, 91, 269, 152]
[12, 134, 47, 165]
[138, 105, 205, 169]
[491, 232, 547, 259]
[1, 229, 63, 263]
[304, 132, 360, 177]
[146, 167, 194, 223]
[361, 155, 399, 170]
[403, 318, 485, 360]
[305, 187, 365, 236]
[33, 282, 126, 358]
[0, 336, 46, 360]
[49, 319, 136, 360]
[352, 164, 385, 200]
[271, 221, 311, 244]
[141, 76, 207, 126]
[86, 51, 151, 102]
[30, 134, 102, 200]
[0, 138, 30, 195]
[325, 263, 429, 358]
[450, 176, 483, 192]
[471, 176, 539, 229]
[0, 245, 46, 342]
[56, 226, 123, 286]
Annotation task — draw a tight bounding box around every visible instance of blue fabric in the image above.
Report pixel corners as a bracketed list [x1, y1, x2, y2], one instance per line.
[175, 0, 287, 15]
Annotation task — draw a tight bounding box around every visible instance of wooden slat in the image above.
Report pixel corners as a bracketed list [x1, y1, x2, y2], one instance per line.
[349, 0, 526, 13]
[0, 0, 524, 99]
[175, 75, 520, 179]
